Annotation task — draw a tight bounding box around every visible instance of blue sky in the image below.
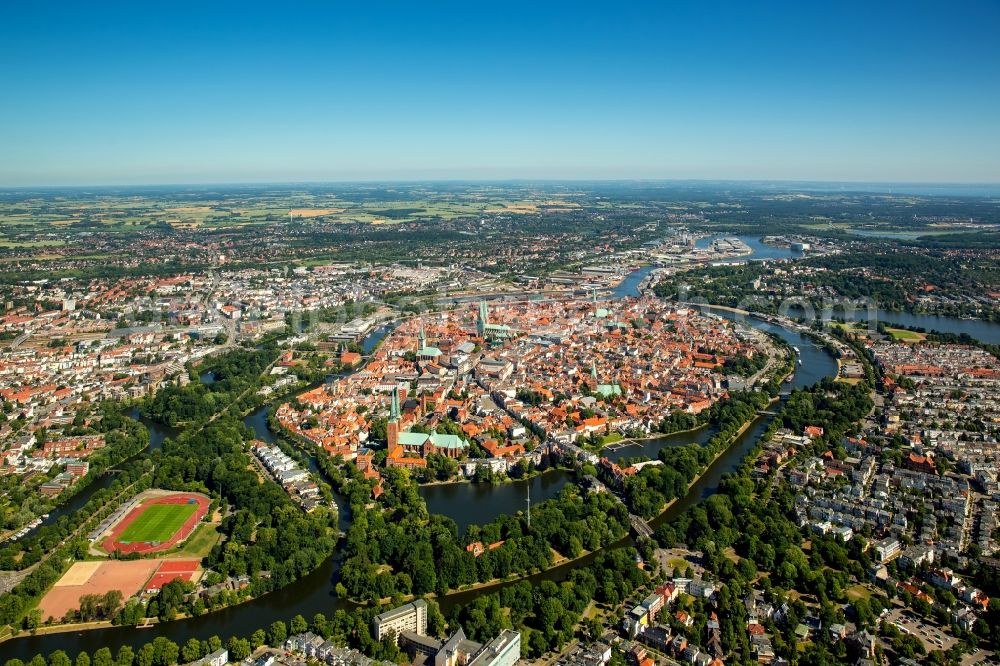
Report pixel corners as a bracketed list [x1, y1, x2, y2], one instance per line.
[1, 1, 998, 186]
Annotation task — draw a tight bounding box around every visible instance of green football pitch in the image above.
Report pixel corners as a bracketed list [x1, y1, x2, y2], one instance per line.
[118, 503, 198, 543]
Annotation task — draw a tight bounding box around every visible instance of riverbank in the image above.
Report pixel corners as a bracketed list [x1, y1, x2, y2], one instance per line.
[415, 465, 569, 488]
[2, 416, 153, 545]
[641, 403, 771, 531]
[358, 545, 599, 609]
[599, 423, 709, 451]
[351, 397, 774, 609]
[698, 303, 752, 316]
[5, 620, 117, 641]
[4, 607, 207, 643]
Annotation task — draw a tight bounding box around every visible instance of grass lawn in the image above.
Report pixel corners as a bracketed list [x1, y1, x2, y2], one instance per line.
[118, 503, 198, 543]
[846, 584, 873, 601]
[831, 321, 866, 335]
[886, 327, 926, 342]
[171, 523, 221, 558]
[668, 557, 689, 571]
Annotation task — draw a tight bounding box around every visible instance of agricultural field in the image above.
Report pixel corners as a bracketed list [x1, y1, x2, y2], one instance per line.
[0, 186, 596, 233]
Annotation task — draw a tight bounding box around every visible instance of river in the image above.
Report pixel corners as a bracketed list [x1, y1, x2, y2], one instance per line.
[822, 308, 1000, 346]
[362, 325, 393, 354]
[0, 270, 846, 661]
[705, 308, 839, 389]
[695, 235, 804, 263]
[611, 266, 655, 300]
[14, 412, 180, 542]
[690, 236, 1000, 344]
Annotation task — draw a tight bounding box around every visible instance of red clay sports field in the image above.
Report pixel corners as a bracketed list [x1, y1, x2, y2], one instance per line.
[102, 493, 209, 555]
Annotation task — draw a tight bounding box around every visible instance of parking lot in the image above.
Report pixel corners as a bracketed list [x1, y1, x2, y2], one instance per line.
[961, 647, 999, 666]
[886, 608, 957, 653]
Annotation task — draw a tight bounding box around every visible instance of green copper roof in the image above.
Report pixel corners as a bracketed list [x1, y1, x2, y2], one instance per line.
[477, 301, 489, 337]
[397, 431, 468, 450]
[597, 384, 622, 397]
[389, 386, 401, 422]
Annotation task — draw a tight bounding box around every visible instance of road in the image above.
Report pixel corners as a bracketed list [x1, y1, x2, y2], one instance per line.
[9, 332, 29, 350]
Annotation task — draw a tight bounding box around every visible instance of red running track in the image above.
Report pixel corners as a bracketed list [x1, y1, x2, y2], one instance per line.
[102, 493, 210, 555]
[144, 559, 200, 592]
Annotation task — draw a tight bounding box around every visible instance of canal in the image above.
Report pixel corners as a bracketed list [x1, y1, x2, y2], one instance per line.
[0, 271, 854, 661]
[437, 409, 778, 610]
[14, 412, 180, 542]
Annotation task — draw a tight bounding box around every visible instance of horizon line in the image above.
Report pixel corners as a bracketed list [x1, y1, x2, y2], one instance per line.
[2, 177, 1000, 191]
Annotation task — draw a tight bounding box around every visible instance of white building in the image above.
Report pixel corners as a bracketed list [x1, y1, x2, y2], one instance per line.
[374, 599, 428, 643]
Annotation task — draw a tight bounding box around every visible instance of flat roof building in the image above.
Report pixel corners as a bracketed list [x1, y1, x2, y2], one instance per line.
[468, 630, 521, 666]
[373, 599, 428, 643]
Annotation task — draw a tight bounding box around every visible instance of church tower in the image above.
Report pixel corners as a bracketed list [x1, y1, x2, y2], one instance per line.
[387, 386, 401, 454]
[477, 301, 489, 338]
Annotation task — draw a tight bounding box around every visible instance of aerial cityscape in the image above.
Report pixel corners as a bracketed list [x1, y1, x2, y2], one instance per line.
[1, 3, 999, 666]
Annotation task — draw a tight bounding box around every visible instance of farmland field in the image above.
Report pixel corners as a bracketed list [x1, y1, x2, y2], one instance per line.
[117, 503, 198, 544]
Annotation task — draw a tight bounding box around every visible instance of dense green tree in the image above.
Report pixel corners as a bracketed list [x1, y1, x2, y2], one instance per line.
[226, 638, 250, 662]
[114, 645, 134, 666]
[180, 639, 203, 664]
[289, 614, 307, 635]
[249, 629, 266, 650]
[268, 620, 287, 646]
